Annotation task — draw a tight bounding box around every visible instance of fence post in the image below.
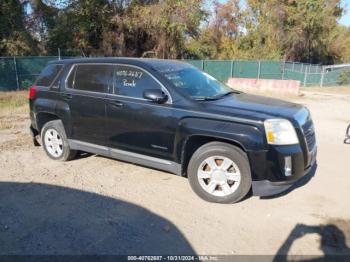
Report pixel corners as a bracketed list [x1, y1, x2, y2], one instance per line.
[303, 65, 308, 87]
[320, 67, 325, 87]
[230, 60, 234, 78]
[257, 61, 261, 80]
[13, 56, 20, 90]
[282, 61, 286, 80]
[202, 60, 204, 71]
[58, 48, 61, 60]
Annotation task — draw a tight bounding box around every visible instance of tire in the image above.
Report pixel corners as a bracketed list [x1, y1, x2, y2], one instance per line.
[187, 142, 252, 204]
[41, 120, 76, 161]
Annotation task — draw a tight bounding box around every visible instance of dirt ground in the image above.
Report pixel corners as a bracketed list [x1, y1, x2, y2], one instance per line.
[0, 91, 350, 257]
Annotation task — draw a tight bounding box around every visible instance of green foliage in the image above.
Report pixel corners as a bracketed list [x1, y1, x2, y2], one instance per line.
[20, 79, 33, 90]
[186, 0, 345, 63]
[184, 29, 218, 59]
[119, 0, 206, 58]
[0, 90, 27, 112]
[0, 0, 38, 55]
[338, 70, 350, 85]
[1, 0, 350, 64]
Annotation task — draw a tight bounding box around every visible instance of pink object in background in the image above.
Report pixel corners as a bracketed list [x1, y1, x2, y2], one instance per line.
[226, 78, 301, 96]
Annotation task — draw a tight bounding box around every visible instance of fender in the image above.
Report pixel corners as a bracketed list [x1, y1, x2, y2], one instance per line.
[175, 117, 266, 163]
[54, 99, 73, 137]
[32, 97, 57, 130]
[32, 95, 72, 137]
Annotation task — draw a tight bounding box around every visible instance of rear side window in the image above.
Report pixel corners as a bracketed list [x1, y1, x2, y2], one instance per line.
[36, 64, 63, 87]
[68, 64, 112, 93]
[114, 65, 162, 98]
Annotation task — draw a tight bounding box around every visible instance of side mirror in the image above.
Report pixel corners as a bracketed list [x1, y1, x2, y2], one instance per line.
[143, 89, 168, 104]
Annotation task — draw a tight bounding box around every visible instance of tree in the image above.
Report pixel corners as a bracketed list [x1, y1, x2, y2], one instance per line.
[44, 0, 114, 56]
[245, 0, 343, 63]
[119, 0, 206, 58]
[185, 0, 243, 59]
[187, 0, 346, 63]
[0, 0, 38, 56]
[328, 25, 350, 63]
[35, 0, 206, 58]
[1, 0, 349, 64]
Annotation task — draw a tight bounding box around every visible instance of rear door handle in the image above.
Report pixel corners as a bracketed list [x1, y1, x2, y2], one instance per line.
[61, 93, 72, 100]
[109, 100, 124, 108]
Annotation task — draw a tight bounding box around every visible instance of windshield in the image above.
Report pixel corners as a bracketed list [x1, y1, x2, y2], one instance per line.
[155, 65, 234, 100]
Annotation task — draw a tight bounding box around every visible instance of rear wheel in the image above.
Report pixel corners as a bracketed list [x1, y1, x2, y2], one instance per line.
[187, 142, 252, 204]
[41, 120, 76, 161]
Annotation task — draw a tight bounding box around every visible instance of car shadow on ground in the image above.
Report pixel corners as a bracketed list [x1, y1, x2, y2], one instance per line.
[74, 151, 93, 160]
[0, 182, 195, 255]
[273, 222, 350, 262]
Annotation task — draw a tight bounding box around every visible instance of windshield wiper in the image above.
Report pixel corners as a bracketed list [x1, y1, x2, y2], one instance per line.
[192, 90, 241, 101]
[213, 90, 241, 99]
[193, 91, 240, 101]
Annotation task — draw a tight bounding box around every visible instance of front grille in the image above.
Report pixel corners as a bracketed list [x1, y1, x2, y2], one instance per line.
[302, 120, 316, 151]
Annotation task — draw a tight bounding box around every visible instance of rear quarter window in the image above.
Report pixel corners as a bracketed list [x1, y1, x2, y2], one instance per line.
[67, 64, 112, 93]
[36, 64, 63, 87]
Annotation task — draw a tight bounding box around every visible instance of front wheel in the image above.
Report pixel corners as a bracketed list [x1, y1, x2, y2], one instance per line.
[187, 142, 252, 204]
[41, 120, 76, 161]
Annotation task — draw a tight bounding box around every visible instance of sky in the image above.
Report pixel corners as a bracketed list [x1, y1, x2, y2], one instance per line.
[340, 0, 350, 26]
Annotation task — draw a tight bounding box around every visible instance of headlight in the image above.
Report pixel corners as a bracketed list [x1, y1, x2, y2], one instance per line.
[264, 119, 299, 145]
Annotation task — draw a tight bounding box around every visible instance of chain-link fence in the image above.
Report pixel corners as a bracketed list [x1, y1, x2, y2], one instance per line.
[187, 60, 350, 87]
[282, 62, 350, 87]
[1, 57, 350, 91]
[0, 56, 61, 91]
[186, 60, 285, 81]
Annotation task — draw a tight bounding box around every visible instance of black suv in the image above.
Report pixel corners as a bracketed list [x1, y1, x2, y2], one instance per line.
[29, 58, 317, 203]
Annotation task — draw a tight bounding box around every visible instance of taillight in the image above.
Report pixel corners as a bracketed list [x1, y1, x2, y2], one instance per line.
[29, 85, 36, 99]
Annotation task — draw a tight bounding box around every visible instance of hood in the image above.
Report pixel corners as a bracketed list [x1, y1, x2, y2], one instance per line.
[204, 93, 305, 123]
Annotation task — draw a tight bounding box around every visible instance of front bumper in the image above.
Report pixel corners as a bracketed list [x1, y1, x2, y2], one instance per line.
[252, 159, 317, 197]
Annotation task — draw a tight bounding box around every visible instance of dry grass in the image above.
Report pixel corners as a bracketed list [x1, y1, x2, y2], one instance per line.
[0, 91, 29, 130]
[0, 91, 28, 111]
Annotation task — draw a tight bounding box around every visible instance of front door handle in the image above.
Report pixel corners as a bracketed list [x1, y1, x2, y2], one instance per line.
[61, 93, 72, 100]
[109, 100, 124, 108]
